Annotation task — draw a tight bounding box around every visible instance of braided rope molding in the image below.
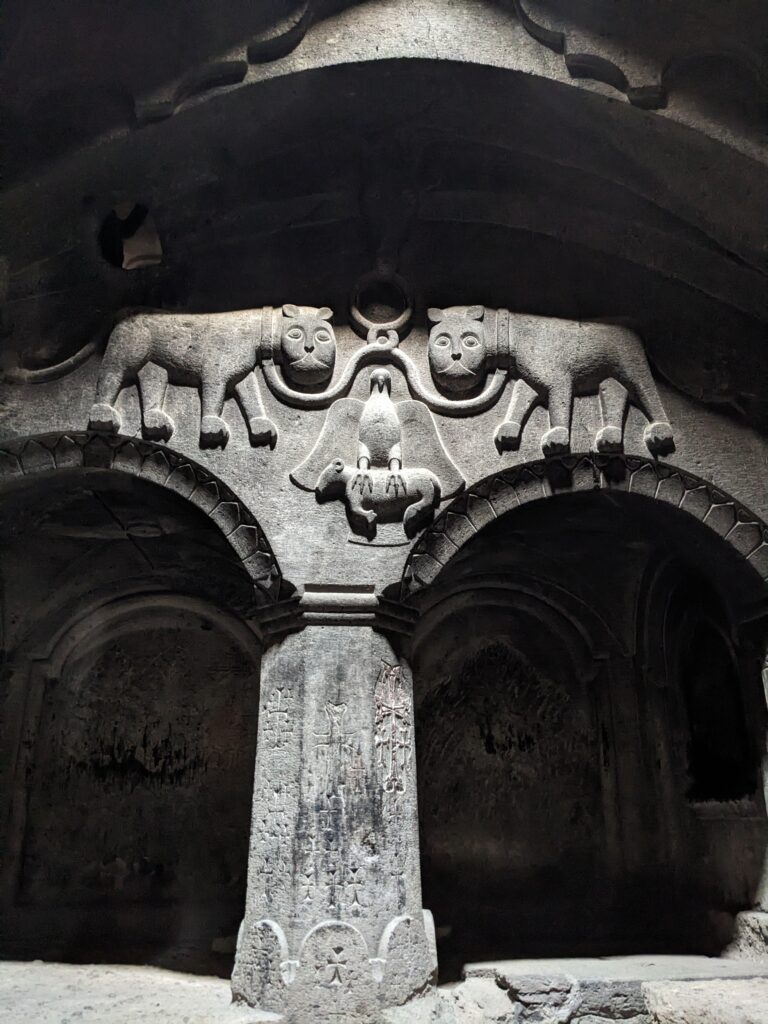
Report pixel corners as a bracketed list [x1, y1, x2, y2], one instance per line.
[402, 453, 768, 599]
[0, 432, 282, 602]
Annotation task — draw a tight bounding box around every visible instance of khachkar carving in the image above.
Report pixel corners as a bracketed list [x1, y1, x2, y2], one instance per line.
[233, 915, 434, 1022]
[88, 303, 336, 448]
[375, 663, 413, 796]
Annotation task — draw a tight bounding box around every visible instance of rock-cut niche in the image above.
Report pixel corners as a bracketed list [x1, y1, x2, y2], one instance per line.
[0, 470, 262, 973]
[412, 490, 767, 981]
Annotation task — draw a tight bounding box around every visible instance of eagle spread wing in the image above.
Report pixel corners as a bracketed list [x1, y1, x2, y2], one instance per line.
[397, 400, 465, 498]
[289, 398, 364, 491]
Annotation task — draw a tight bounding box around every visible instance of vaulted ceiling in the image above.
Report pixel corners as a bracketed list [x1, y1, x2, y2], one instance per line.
[2, 1, 766, 427]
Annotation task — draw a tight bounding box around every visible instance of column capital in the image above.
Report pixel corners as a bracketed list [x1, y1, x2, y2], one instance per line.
[252, 585, 418, 643]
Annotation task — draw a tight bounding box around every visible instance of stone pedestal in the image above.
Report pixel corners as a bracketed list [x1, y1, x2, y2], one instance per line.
[232, 613, 436, 1021]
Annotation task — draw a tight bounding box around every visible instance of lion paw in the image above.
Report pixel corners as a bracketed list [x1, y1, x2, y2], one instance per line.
[542, 426, 570, 455]
[200, 415, 230, 449]
[594, 425, 623, 452]
[89, 402, 121, 434]
[644, 421, 674, 455]
[494, 420, 522, 452]
[143, 408, 175, 441]
[248, 417, 277, 449]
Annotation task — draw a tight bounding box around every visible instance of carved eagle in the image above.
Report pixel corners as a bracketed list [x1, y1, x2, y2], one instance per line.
[290, 368, 465, 497]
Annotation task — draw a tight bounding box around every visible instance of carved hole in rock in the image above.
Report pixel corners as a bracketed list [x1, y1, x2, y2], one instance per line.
[356, 278, 406, 324]
[98, 203, 163, 270]
[350, 271, 411, 337]
[0, 470, 260, 974]
[413, 491, 768, 981]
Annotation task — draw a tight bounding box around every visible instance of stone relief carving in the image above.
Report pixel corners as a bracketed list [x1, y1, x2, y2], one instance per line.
[377, 915, 435, 1005]
[83, 301, 672, 461]
[374, 663, 413, 796]
[314, 701, 356, 786]
[231, 918, 289, 1014]
[0, 432, 282, 598]
[31, 292, 677, 542]
[428, 305, 674, 456]
[427, 305, 489, 396]
[263, 685, 294, 748]
[233, 913, 434, 1017]
[403, 454, 768, 598]
[512, 0, 765, 112]
[290, 368, 465, 541]
[291, 920, 375, 1022]
[88, 304, 336, 448]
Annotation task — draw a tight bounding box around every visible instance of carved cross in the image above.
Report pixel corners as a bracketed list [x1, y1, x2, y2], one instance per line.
[343, 863, 365, 913]
[375, 663, 412, 795]
[264, 685, 293, 747]
[315, 702, 355, 785]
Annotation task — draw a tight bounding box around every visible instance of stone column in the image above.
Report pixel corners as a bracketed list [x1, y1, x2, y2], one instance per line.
[232, 589, 436, 1022]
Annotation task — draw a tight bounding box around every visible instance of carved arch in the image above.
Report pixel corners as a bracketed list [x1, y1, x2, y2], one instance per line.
[409, 574, 626, 687]
[0, 432, 283, 602]
[633, 555, 765, 798]
[402, 453, 768, 599]
[0, 589, 265, 903]
[25, 592, 264, 677]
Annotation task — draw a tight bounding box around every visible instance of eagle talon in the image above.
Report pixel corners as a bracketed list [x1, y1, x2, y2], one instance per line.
[351, 472, 373, 495]
[386, 473, 406, 496]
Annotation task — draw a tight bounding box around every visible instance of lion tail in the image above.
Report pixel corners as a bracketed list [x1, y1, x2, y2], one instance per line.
[1, 339, 100, 383]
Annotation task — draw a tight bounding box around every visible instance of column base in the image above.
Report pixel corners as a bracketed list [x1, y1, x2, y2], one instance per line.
[232, 911, 437, 1021]
[725, 911, 768, 961]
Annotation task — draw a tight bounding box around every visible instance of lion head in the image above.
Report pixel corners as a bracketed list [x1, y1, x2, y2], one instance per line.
[427, 305, 487, 395]
[280, 304, 336, 388]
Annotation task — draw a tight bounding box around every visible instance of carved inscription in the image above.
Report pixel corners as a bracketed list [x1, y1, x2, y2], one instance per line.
[345, 746, 367, 795]
[264, 685, 294, 748]
[375, 663, 413, 796]
[343, 863, 366, 914]
[253, 780, 297, 906]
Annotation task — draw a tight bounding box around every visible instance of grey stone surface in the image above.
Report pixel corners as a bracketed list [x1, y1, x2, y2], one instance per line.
[463, 955, 768, 982]
[725, 912, 768, 961]
[231, 625, 435, 1019]
[1, 295, 767, 1019]
[644, 979, 768, 1023]
[0, 961, 277, 1024]
[1, 3, 767, 1022]
[1, 308, 766, 590]
[5, 960, 768, 1024]
[386, 958, 768, 1023]
[87, 304, 336, 448]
